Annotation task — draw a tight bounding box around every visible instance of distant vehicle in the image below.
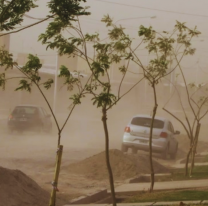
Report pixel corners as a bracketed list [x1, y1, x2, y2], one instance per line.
[7, 105, 52, 134]
[121, 115, 180, 159]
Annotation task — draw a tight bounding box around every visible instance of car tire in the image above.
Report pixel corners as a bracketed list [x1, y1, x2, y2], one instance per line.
[161, 146, 169, 160]
[170, 144, 178, 159]
[121, 144, 128, 153]
[132, 148, 137, 154]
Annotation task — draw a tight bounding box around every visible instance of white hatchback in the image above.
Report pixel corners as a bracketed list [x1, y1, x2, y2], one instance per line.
[122, 115, 180, 159]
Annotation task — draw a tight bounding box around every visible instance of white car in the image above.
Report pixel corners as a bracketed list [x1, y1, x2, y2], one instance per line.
[121, 115, 180, 159]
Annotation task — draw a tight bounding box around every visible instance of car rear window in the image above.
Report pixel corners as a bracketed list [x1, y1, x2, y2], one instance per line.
[131, 117, 164, 129]
[13, 107, 38, 115]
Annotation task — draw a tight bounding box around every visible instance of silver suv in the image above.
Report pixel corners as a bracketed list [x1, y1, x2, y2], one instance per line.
[121, 115, 180, 159]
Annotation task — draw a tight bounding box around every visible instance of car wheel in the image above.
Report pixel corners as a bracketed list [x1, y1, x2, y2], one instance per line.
[121, 144, 128, 153]
[170, 144, 178, 159]
[132, 148, 137, 154]
[161, 146, 169, 160]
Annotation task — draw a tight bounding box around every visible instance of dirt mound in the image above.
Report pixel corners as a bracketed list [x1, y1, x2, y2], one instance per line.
[0, 166, 50, 206]
[176, 134, 208, 159]
[66, 149, 169, 180]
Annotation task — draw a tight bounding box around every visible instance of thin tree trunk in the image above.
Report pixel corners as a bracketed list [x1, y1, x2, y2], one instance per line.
[49, 145, 63, 206]
[190, 123, 201, 176]
[149, 83, 158, 192]
[102, 107, 117, 206]
[185, 146, 192, 176]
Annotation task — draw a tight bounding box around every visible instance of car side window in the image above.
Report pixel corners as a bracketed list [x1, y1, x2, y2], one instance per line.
[168, 122, 174, 133]
[168, 123, 172, 132]
[170, 122, 175, 133]
[167, 122, 174, 133]
[39, 108, 45, 117]
[41, 108, 48, 117]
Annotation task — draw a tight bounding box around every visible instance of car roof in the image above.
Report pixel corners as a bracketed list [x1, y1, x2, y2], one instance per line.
[15, 105, 41, 108]
[131, 114, 168, 122]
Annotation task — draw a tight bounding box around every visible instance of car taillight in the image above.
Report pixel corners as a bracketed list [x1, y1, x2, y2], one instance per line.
[160, 132, 168, 138]
[125, 126, 130, 133]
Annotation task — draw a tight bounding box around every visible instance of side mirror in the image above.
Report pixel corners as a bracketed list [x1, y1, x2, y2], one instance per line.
[174, 130, 180, 135]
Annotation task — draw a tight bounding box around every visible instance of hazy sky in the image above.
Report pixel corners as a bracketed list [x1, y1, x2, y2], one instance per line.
[9, 0, 208, 82]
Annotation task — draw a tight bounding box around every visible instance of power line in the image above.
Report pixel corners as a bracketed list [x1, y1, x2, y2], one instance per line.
[96, 0, 208, 18]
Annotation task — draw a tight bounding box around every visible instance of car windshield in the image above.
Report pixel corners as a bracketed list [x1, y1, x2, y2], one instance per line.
[12, 106, 38, 115]
[131, 117, 164, 129]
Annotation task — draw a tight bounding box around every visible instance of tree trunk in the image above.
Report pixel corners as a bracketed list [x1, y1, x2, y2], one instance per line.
[102, 108, 117, 206]
[49, 145, 63, 206]
[149, 84, 158, 192]
[189, 123, 201, 176]
[185, 146, 192, 176]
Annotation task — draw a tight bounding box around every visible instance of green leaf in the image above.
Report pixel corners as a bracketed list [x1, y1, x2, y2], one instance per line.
[0, 48, 14, 70]
[101, 14, 113, 27]
[15, 79, 32, 92]
[0, 73, 6, 90]
[43, 79, 54, 89]
[92, 92, 117, 108]
[0, 0, 37, 31]
[59, 65, 71, 77]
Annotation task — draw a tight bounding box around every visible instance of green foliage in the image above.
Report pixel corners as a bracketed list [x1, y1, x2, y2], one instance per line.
[0, 72, 5, 89]
[138, 25, 155, 40]
[70, 93, 83, 105]
[23, 54, 42, 72]
[85, 33, 99, 42]
[0, 0, 37, 31]
[119, 65, 127, 74]
[21, 54, 41, 83]
[92, 92, 117, 108]
[40, 34, 77, 56]
[58, 65, 79, 91]
[59, 65, 71, 77]
[0, 48, 14, 69]
[14, 54, 55, 93]
[147, 58, 168, 80]
[125, 190, 208, 203]
[48, 0, 90, 23]
[0, 48, 15, 90]
[108, 27, 124, 40]
[111, 54, 121, 63]
[15, 79, 32, 92]
[101, 14, 113, 27]
[43, 79, 53, 89]
[91, 61, 107, 77]
[113, 40, 129, 53]
[39, 0, 90, 45]
[136, 22, 200, 85]
[38, 21, 69, 44]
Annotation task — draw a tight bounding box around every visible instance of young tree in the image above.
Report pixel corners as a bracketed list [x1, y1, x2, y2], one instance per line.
[0, 0, 90, 85]
[0, 1, 91, 206]
[127, 21, 200, 191]
[0, 50, 93, 206]
[39, 13, 145, 206]
[163, 78, 208, 177]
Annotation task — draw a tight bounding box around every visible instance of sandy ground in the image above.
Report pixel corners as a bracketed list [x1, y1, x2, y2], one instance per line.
[0, 130, 108, 204]
[0, 125, 208, 205]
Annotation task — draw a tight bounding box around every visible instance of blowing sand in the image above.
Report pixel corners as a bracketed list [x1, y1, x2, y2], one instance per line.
[0, 132, 208, 206]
